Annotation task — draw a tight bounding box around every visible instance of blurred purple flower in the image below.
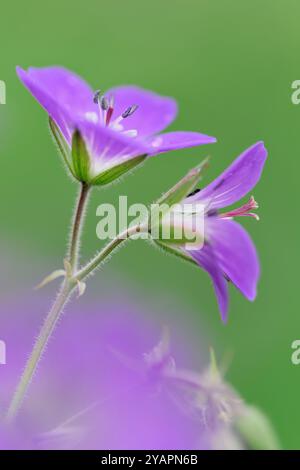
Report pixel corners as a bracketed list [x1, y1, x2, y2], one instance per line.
[0, 291, 278, 450]
[16, 66, 216, 184]
[0, 294, 205, 449]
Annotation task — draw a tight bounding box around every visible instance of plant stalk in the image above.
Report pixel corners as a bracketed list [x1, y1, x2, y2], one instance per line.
[5, 280, 74, 423]
[69, 182, 90, 272]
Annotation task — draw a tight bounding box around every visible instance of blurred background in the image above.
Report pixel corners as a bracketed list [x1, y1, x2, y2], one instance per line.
[0, 0, 299, 448]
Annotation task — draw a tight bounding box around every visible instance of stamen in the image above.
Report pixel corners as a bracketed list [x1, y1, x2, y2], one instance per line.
[93, 89, 101, 104]
[105, 95, 115, 126]
[122, 104, 138, 119]
[100, 96, 109, 111]
[109, 95, 115, 109]
[220, 196, 259, 220]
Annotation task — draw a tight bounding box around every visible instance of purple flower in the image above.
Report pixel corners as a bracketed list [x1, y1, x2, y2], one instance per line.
[155, 142, 268, 322]
[0, 287, 278, 449]
[0, 292, 205, 449]
[16, 66, 216, 185]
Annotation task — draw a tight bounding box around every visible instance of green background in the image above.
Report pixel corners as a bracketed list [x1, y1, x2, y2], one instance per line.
[1, 0, 299, 448]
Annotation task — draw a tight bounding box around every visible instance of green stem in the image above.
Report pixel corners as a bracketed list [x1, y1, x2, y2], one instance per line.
[69, 182, 90, 272]
[5, 183, 90, 423]
[5, 224, 143, 423]
[5, 280, 75, 423]
[76, 224, 141, 283]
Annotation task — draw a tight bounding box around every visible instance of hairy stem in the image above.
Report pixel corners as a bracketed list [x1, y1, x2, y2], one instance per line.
[5, 223, 144, 423]
[69, 182, 90, 272]
[76, 224, 142, 283]
[6, 183, 90, 423]
[5, 280, 75, 423]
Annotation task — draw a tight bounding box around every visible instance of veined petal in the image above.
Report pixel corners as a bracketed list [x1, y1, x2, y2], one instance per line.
[185, 244, 229, 322]
[147, 131, 216, 154]
[189, 142, 267, 210]
[106, 86, 178, 137]
[16, 66, 95, 118]
[16, 66, 79, 144]
[207, 218, 260, 301]
[74, 119, 151, 179]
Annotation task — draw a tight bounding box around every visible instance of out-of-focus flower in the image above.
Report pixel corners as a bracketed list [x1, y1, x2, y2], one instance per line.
[0, 294, 204, 449]
[152, 142, 268, 321]
[0, 291, 278, 449]
[143, 337, 279, 450]
[16, 66, 216, 185]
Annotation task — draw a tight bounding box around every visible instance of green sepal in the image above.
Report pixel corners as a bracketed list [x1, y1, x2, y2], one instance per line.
[152, 221, 203, 245]
[90, 154, 147, 186]
[71, 130, 91, 183]
[154, 240, 198, 266]
[49, 118, 76, 179]
[149, 159, 208, 240]
[156, 157, 209, 209]
[235, 405, 281, 450]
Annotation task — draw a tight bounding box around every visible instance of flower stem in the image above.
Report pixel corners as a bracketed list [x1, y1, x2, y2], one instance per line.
[76, 224, 142, 283]
[5, 280, 75, 423]
[5, 183, 90, 423]
[69, 182, 90, 272]
[5, 223, 144, 423]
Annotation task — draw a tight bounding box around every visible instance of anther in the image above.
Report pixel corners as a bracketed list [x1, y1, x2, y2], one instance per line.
[93, 90, 101, 104]
[100, 96, 109, 111]
[122, 105, 138, 119]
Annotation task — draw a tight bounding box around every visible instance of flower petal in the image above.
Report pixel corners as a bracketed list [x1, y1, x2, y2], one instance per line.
[185, 244, 229, 322]
[106, 86, 178, 137]
[16, 66, 94, 117]
[74, 119, 151, 178]
[147, 131, 216, 154]
[190, 142, 267, 210]
[16, 66, 93, 144]
[207, 218, 260, 301]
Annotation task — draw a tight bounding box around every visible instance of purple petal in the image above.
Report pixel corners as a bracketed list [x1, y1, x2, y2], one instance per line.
[207, 217, 260, 301]
[147, 131, 216, 154]
[74, 119, 151, 174]
[191, 142, 268, 210]
[185, 244, 229, 322]
[105, 86, 178, 137]
[16, 66, 94, 117]
[17, 68, 74, 143]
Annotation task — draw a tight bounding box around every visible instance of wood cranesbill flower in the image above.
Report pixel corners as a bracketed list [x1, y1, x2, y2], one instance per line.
[152, 142, 268, 322]
[16, 66, 216, 185]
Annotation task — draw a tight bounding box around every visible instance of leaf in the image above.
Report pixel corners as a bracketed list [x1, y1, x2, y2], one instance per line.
[76, 280, 86, 298]
[35, 269, 66, 290]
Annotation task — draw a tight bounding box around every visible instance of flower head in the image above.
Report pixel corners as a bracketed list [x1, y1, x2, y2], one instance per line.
[152, 142, 268, 321]
[16, 66, 216, 185]
[146, 340, 279, 450]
